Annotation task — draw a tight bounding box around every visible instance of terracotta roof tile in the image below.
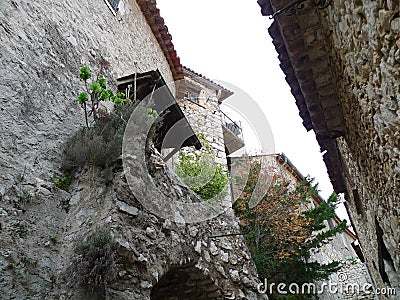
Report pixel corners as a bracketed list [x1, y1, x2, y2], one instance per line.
[259, 0, 346, 193]
[182, 66, 234, 102]
[136, 0, 184, 80]
[257, 0, 274, 16]
[268, 22, 314, 131]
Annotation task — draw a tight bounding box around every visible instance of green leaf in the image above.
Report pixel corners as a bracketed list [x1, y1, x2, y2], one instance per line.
[100, 90, 110, 100]
[77, 92, 88, 104]
[116, 92, 125, 99]
[90, 82, 101, 94]
[113, 97, 122, 104]
[98, 77, 107, 89]
[79, 66, 91, 81]
[106, 89, 114, 99]
[51, 171, 72, 190]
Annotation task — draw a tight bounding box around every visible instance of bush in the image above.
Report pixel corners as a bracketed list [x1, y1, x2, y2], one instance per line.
[176, 151, 229, 201]
[62, 123, 123, 169]
[175, 134, 230, 201]
[63, 227, 119, 295]
[63, 66, 164, 170]
[233, 160, 347, 298]
[62, 66, 139, 170]
[65, 95, 143, 167]
[51, 171, 72, 190]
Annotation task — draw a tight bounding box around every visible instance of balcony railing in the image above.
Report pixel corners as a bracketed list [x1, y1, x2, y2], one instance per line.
[220, 110, 242, 137]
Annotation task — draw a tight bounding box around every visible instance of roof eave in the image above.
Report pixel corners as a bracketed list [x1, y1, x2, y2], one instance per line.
[136, 0, 184, 81]
[260, 0, 347, 193]
[183, 66, 234, 102]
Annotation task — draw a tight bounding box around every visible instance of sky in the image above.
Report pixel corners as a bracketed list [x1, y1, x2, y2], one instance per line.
[156, 0, 347, 218]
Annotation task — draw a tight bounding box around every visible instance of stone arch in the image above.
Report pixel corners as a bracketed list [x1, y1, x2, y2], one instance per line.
[150, 264, 221, 300]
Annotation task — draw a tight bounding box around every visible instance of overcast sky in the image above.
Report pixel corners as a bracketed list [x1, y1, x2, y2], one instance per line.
[156, 0, 347, 218]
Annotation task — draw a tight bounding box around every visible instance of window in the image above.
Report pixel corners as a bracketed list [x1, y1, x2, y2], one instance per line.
[375, 218, 394, 285]
[184, 91, 198, 103]
[351, 241, 365, 262]
[116, 70, 202, 152]
[105, 0, 119, 12]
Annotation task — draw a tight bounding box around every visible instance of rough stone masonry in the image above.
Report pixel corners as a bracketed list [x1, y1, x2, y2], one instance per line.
[323, 2, 400, 296]
[258, 0, 400, 298]
[0, 0, 266, 298]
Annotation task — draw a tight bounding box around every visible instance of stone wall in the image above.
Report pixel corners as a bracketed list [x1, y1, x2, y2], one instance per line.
[56, 159, 266, 299]
[321, 1, 400, 297]
[0, 1, 266, 298]
[0, 0, 174, 190]
[313, 227, 375, 300]
[0, 0, 174, 297]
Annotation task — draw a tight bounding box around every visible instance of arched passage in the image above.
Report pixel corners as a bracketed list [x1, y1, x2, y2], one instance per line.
[150, 264, 221, 300]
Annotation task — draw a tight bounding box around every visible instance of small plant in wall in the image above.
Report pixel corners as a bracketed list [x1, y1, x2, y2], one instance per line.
[51, 171, 72, 190]
[49, 235, 57, 244]
[62, 65, 137, 170]
[63, 227, 119, 295]
[76, 66, 129, 127]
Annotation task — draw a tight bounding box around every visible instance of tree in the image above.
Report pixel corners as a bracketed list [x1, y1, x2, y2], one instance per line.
[233, 159, 347, 299]
[76, 66, 129, 128]
[63, 66, 159, 169]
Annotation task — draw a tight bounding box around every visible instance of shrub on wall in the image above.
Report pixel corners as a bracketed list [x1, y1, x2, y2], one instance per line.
[175, 134, 230, 201]
[62, 66, 161, 170]
[62, 119, 125, 169]
[63, 227, 119, 295]
[62, 66, 136, 170]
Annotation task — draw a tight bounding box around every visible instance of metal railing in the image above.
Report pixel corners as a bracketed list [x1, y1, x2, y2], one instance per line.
[220, 110, 243, 137]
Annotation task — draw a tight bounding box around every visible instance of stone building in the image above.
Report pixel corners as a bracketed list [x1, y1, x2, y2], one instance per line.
[160, 66, 244, 169]
[0, 0, 265, 299]
[176, 66, 245, 164]
[257, 0, 400, 298]
[161, 66, 246, 209]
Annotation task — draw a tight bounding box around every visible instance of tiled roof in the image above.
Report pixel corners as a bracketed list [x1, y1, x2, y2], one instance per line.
[136, 0, 184, 80]
[258, 0, 346, 193]
[268, 22, 313, 131]
[183, 66, 234, 102]
[257, 0, 274, 17]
